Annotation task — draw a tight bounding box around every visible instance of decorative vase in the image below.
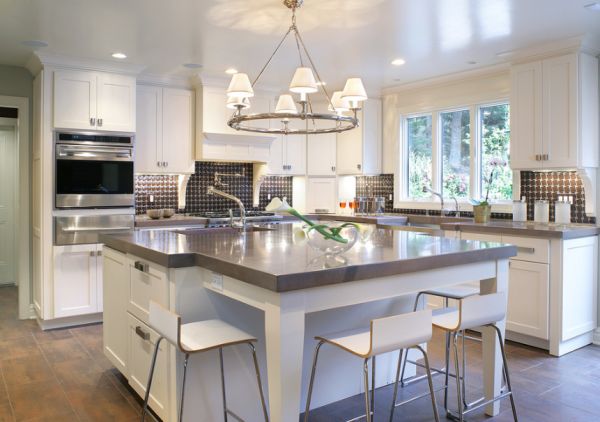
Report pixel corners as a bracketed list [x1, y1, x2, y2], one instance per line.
[305, 224, 359, 256]
[473, 205, 492, 223]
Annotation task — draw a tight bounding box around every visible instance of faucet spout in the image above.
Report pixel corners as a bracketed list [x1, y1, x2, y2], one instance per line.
[207, 186, 246, 229]
[422, 186, 445, 216]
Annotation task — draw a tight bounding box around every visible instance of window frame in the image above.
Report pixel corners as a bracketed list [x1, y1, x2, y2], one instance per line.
[396, 99, 514, 213]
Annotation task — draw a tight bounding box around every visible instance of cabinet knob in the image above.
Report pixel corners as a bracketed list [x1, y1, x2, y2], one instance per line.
[89, 251, 95, 257]
[535, 154, 540, 161]
[90, 117, 96, 126]
[97, 118, 103, 127]
[357, 164, 362, 170]
[134, 261, 149, 273]
[157, 161, 162, 167]
[331, 166, 336, 172]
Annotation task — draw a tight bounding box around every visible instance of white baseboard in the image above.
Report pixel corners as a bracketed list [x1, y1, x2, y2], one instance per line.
[37, 313, 103, 330]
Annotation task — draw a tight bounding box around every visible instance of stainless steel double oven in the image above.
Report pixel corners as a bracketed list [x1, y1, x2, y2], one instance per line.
[54, 131, 135, 245]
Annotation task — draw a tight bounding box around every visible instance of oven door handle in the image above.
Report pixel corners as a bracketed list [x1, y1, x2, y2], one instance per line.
[61, 226, 132, 232]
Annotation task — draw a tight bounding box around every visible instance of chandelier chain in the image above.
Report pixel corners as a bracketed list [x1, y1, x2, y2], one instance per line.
[251, 25, 294, 87]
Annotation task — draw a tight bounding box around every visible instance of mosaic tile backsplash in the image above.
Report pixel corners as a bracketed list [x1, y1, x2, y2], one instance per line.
[356, 175, 395, 213]
[135, 162, 293, 214]
[135, 175, 178, 214]
[520, 171, 595, 224]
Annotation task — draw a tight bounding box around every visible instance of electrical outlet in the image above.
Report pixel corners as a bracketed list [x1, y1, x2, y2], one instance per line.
[389, 194, 393, 201]
[268, 193, 271, 200]
[211, 272, 223, 291]
[149, 194, 154, 203]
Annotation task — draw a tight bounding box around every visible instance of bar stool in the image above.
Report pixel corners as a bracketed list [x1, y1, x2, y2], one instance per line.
[304, 310, 440, 422]
[400, 285, 480, 408]
[433, 292, 518, 422]
[141, 301, 269, 422]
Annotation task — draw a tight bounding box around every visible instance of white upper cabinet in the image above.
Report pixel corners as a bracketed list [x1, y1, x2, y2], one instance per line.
[136, 85, 195, 174]
[268, 134, 306, 175]
[510, 53, 598, 170]
[308, 134, 336, 175]
[97, 73, 137, 132]
[54, 70, 135, 132]
[336, 98, 382, 175]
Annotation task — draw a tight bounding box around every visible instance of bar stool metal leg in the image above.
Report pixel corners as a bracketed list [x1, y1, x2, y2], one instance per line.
[304, 341, 325, 422]
[141, 336, 164, 422]
[452, 333, 464, 422]
[219, 347, 228, 422]
[389, 349, 404, 422]
[415, 345, 441, 422]
[492, 325, 518, 422]
[247, 343, 270, 422]
[179, 354, 190, 422]
[363, 358, 372, 422]
[370, 356, 376, 419]
[443, 328, 451, 412]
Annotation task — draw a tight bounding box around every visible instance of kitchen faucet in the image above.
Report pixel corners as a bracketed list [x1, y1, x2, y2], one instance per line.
[207, 186, 246, 230]
[422, 186, 446, 216]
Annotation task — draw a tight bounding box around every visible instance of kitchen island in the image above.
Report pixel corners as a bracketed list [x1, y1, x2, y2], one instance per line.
[101, 223, 516, 422]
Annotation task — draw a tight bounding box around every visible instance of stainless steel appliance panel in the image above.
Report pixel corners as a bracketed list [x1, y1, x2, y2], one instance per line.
[54, 214, 134, 245]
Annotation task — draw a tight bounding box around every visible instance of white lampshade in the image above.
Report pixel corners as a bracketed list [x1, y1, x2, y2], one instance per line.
[226, 96, 250, 110]
[289, 67, 318, 94]
[341, 78, 367, 102]
[328, 91, 350, 113]
[227, 73, 254, 97]
[275, 94, 298, 114]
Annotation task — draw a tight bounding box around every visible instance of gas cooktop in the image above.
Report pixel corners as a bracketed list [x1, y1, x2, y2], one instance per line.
[187, 211, 276, 218]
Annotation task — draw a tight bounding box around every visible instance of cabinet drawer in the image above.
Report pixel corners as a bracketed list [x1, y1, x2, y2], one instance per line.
[501, 235, 549, 263]
[127, 314, 169, 421]
[460, 232, 502, 242]
[128, 257, 169, 324]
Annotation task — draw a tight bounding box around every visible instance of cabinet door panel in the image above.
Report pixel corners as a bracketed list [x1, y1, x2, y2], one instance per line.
[53, 245, 98, 318]
[542, 54, 577, 168]
[128, 314, 169, 420]
[507, 260, 549, 339]
[267, 135, 285, 174]
[162, 88, 194, 173]
[510, 62, 543, 169]
[284, 134, 306, 175]
[336, 114, 363, 174]
[135, 86, 162, 173]
[97, 73, 136, 132]
[308, 134, 336, 176]
[307, 177, 337, 213]
[128, 258, 169, 324]
[53, 70, 96, 130]
[103, 247, 128, 374]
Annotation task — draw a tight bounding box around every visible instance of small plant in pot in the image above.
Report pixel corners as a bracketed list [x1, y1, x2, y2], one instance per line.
[470, 158, 507, 223]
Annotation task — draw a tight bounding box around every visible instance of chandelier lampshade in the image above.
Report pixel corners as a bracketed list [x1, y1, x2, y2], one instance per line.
[341, 78, 368, 102]
[226, 96, 250, 110]
[275, 94, 298, 114]
[227, 73, 254, 97]
[328, 91, 350, 113]
[289, 67, 318, 94]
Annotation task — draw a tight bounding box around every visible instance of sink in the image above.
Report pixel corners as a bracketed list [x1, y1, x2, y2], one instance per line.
[405, 222, 442, 229]
[388, 223, 445, 236]
[173, 225, 277, 235]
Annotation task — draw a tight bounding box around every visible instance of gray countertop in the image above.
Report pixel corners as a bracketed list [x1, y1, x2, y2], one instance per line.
[440, 220, 600, 239]
[135, 215, 208, 228]
[101, 222, 516, 292]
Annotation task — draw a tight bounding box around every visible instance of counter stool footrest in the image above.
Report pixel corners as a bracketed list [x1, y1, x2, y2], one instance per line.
[393, 385, 447, 408]
[445, 391, 514, 421]
[226, 408, 245, 422]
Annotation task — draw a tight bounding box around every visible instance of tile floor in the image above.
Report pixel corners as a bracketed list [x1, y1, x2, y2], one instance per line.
[2, 284, 600, 421]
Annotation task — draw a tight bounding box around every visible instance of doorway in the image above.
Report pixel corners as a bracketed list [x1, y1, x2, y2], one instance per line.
[0, 112, 18, 286]
[0, 96, 30, 320]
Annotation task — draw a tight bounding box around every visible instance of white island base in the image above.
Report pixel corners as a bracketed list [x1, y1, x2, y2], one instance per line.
[103, 246, 509, 422]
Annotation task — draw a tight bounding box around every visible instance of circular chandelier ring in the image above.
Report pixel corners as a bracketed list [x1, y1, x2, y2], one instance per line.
[228, 112, 358, 135]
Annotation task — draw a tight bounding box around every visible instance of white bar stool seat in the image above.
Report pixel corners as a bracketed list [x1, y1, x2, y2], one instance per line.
[433, 293, 518, 422]
[141, 301, 269, 422]
[304, 310, 440, 422]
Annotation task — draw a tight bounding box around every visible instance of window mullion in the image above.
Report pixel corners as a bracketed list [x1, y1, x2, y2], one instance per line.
[470, 105, 480, 201]
[431, 111, 441, 194]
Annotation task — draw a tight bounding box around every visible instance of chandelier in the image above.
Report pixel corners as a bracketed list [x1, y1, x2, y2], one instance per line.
[225, 0, 368, 135]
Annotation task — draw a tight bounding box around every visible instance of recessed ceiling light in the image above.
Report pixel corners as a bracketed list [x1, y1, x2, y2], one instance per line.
[22, 40, 48, 48]
[584, 2, 600, 11]
[391, 58, 406, 66]
[225, 68, 238, 75]
[316, 81, 326, 86]
[467, 60, 477, 65]
[394, 78, 402, 82]
[112, 52, 127, 59]
[183, 63, 203, 69]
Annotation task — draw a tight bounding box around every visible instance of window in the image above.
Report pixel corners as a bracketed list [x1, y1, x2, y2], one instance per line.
[402, 102, 511, 203]
[441, 110, 470, 198]
[406, 115, 432, 199]
[480, 104, 512, 200]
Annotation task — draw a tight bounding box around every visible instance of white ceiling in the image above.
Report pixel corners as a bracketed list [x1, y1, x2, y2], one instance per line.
[1, 0, 600, 94]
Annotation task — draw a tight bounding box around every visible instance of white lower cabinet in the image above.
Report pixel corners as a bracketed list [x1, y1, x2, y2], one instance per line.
[53, 244, 103, 318]
[103, 248, 173, 421]
[128, 313, 170, 421]
[507, 260, 549, 339]
[306, 177, 337, 213]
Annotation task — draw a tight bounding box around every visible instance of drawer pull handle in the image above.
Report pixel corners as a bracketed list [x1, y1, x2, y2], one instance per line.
[135, 326, 150, 341]
[517, 246, 535, 254]
[134, 261, 149, 273]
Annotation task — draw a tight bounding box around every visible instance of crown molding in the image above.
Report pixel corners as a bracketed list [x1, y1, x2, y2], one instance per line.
[499, 35, 600, 64]
[25, 51, 146, 76]
[137, 72, 193, 89]
[381, 63, 510, 96]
